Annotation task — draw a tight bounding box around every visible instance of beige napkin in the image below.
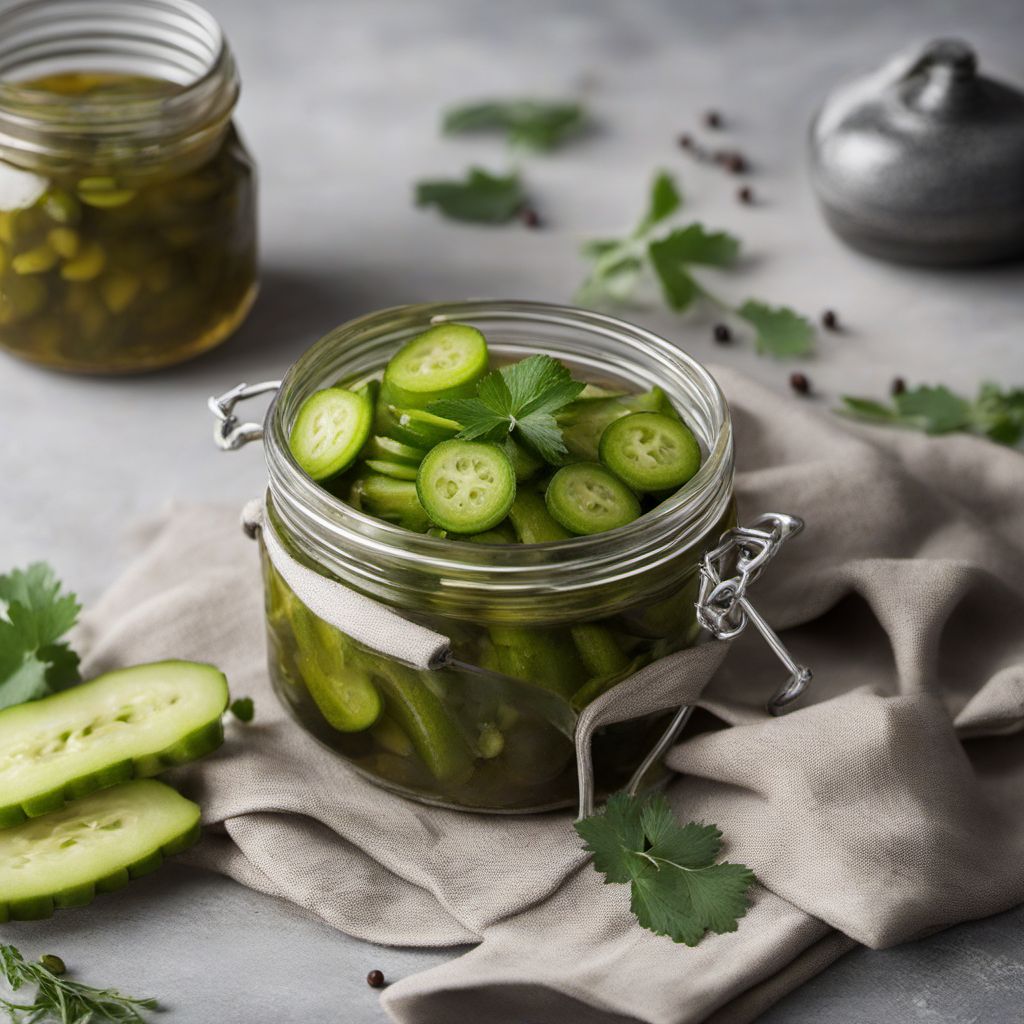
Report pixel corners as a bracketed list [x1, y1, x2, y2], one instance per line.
[74, 366, 1024, 1024]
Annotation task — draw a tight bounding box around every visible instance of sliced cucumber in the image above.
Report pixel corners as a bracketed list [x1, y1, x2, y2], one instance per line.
[351, 474, 433, 532]
[502, 436, 545, 482]
[545, 463, 641, 535]
[381, 405, 462, 448]
[364, 458, 420, 481]
[364, 434, 426, 466]
[382, 323, 489, 409]
[0, 661, 227, 828]
[557, 386, 677, 462]
[599, 411, 701, 492]
[508, 487, 571, 543]
[0, 779, 200, 921]
[416, 440, 516, 533]
[289, 387, 373, 482]
[571, 623, 630, 679]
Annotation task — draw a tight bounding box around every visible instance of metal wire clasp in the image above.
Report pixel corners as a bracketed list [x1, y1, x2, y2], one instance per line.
[208, 380, 281, 451]
[697, 512, 811, 715]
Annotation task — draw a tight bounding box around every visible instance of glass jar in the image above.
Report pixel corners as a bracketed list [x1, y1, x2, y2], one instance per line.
[236, 301, 738, 814]
[0, 0, 257, 372]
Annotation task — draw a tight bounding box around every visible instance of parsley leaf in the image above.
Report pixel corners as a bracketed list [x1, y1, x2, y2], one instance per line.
[840, 381, 1024, 445]
[229, 697, 255, 723]
[0, 944, 157, 1024]
[443, 99, 586, 151]
[430, 354, 585, 464]
[0, 563, 80, 711]
[415, 167, 525, 223]
[634, 171, 683, 236]
[575, 792, 755, 946]
[736, 300, 815, 359]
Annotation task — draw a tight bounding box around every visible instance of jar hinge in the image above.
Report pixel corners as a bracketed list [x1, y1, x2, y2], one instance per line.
[208, 380, 281, 451]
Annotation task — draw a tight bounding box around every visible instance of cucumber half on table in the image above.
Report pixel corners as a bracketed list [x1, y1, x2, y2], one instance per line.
[0, 779, 200, 921]
[0, 660, 228, 827]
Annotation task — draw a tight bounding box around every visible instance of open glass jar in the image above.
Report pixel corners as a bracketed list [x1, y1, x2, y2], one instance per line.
[214, 301, 761, 814]
[0, 0, 257, 372]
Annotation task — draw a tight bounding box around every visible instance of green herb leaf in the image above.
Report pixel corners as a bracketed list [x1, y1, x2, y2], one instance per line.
[972, 383, 1024, 444]
[650, 224, 740, 268]
[0, 563, 80, 711]
[737, 300, 815, 359]
[229, 697, 255, 723]
[0, 944, 157, 1024]
[635, 171, 683, 236]
[443, 99, 586, 151]
[429, 355, 584, 463]
[575, 793, 755, 946]
[647, 238, 699, 312]
[894, 385, 972, 434]
[415, 167, 525, 223]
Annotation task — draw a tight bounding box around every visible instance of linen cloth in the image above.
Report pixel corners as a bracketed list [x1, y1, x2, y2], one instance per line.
[74, 366, 1024, 1024]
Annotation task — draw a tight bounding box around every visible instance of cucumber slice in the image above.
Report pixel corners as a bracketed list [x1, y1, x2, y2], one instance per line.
[571, 623, 630, 679]
[363, 458, 420, 481]
[599, 412, 702, 492]
[0, 661, 227, 828]
[382, 323, 489, 409]
[557, 386, 677, 462]
[351, 473, 433, 532]
[416, 440, 516, 533]
[289, 387, 373, 482]
[508, 487, 571, 543]
[0, 779, 200, 921]
[502, 436, 545, 482]
[545, 463, 641, 535]
[364, 435, 427, 466]
[382, 405, 462, 448]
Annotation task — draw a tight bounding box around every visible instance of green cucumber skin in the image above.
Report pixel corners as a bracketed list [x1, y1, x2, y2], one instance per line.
[0, 662, 227, 829]
[0, 820, 201, 923]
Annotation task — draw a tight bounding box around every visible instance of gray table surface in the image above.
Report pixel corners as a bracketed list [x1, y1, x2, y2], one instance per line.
[2, 0, 1023, 1021]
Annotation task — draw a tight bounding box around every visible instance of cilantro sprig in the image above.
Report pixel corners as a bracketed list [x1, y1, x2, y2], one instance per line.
[840, 381, 1024, 445]
[430, 354, 585, 463]
[443, 99, 586, 151]
[0, 945, 157, 1024]
[579, 171, 814, 359]
[415, 167, 526, 224]
[575, 792, 754, 946]
[0, 563, 80, 711]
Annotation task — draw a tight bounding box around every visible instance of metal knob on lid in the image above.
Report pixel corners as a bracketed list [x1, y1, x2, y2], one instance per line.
[809, 39, 1024, 265]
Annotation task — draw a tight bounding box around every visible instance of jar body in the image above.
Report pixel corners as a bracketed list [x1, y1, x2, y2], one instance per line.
[0, 2, 257, 372]
[255, 301, 737, 813]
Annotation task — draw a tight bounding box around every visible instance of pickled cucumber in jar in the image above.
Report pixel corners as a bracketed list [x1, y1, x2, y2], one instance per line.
[0, 72, 257, 372]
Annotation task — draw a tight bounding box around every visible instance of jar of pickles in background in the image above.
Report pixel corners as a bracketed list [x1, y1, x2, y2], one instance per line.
[0, 0, 257, 372]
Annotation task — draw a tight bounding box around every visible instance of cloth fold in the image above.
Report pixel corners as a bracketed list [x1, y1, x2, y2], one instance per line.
[75, 366, 1024, 1024]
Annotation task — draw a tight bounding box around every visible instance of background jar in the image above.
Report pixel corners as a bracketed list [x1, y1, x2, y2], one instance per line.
[0, 0, 257, 372]
[258, 301, 735, 813]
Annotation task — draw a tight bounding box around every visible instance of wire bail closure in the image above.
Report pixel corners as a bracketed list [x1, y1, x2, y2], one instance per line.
[208, 380, 281, 451]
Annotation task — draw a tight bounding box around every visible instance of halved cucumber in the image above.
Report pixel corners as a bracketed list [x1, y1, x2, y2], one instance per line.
[508, 487, 571, 543]
[382, 323, 489, 409]
[599, 411, 701, 492]
[0, 661, 227, 828]
[289, 387, 373, 482]
[380, 405, 462, 448]
[557, 386, 678, 462]
[545, 463, 641, 535]
[351, 474, 432, 532]
[364, 458, 420, 481]
[0, 779, 199, 921]
[416, 440, 516, 533]
[364, 434, 427, 466]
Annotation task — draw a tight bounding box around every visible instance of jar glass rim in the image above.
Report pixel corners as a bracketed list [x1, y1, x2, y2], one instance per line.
[264, 301, 735, 616]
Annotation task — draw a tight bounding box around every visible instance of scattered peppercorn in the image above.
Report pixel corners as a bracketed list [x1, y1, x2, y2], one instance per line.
[677, 133, 693, 149]
[367, 970, 386, 989]
[821, 309, 839, 330]
[789, 372, 811, 395]
[712, 323, 732, 344]
[704, 110, 722, 129]
[724, 152, 746, 174]
[891, 377, 907, 396]
[39, 954, 66, 975]
[520, 207, 541, 229]
[737, 186, 754, 204]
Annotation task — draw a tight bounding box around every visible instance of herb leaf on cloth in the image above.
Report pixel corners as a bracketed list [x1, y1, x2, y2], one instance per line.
[443, 99, 586, 151]
[575, 792, 755, 946]
[229, 697, 255, 723]
[415, 167, 525, 223]
[0, 563, 80, 711]
[430, 354, 585, 463]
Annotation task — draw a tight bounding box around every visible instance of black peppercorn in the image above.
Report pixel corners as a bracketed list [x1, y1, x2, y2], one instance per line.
[724, 153, 746, 174]
[677, 133, 693, 149]
[520, 207, 541, 229]
[367, 970, 386, 989]
[789, 372, 811, 395]
[737, 186, 753, 204]
[891, 377, 907, 396]
[821, 309, 839, 330]
[712, 324, 731, 343]
[704, 110, 722, 129]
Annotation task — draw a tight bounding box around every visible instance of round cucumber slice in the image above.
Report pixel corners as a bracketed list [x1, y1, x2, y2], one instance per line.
[0, 660, 228, 828]
[382, 323, 489, 409]
[545, 463, 641, 535]
[289, 387, 373, 482]
[599, 411, 702, 492]
[416, 440, 516, 533]
[0, 779, 200, 921]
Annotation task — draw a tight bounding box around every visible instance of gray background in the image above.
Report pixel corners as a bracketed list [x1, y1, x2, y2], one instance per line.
[1, 0, 1023, 1021]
